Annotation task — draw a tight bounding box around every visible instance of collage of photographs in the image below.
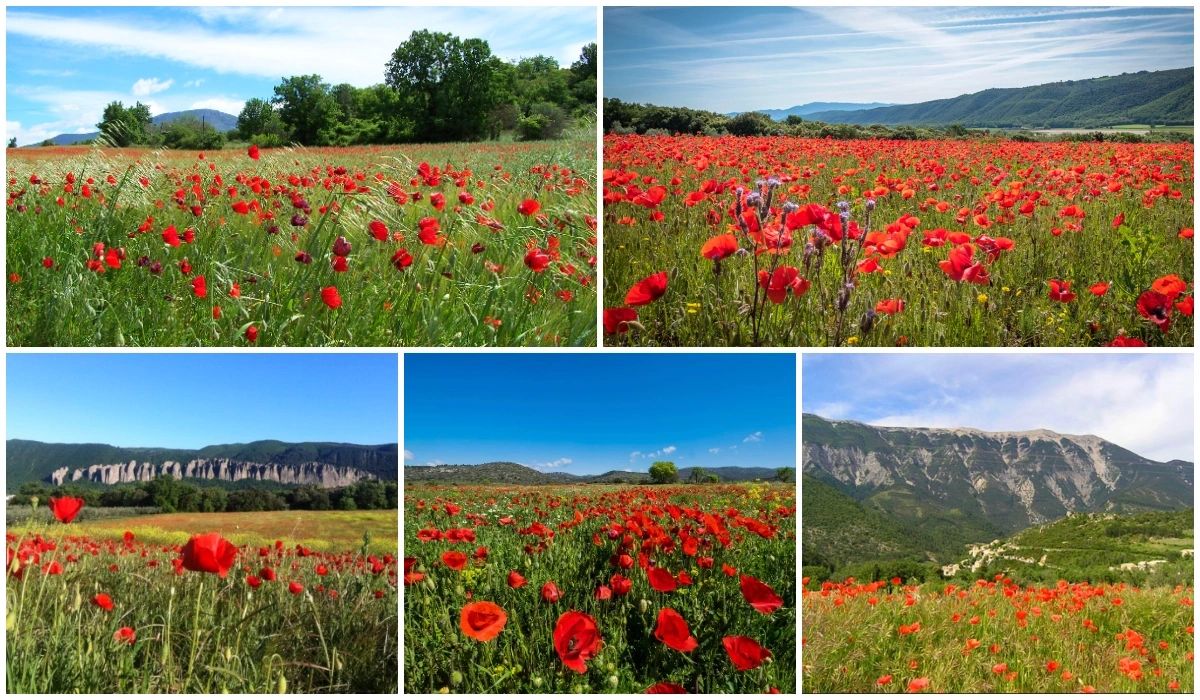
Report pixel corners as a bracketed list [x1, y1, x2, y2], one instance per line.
[1, 2, 1194, 696]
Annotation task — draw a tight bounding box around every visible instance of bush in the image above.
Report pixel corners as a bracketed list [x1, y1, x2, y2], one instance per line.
[517, 102, 570, 140]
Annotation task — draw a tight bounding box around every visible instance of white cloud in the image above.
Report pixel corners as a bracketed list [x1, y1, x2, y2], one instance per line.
[708, 447, 721, 454]
[403, 449, 415, 461]
[425, 459, 445, 467]
[7, 7, 594, 86]
[183, 79, 205, 88]
[743, 431, 764, 443]
[822, 355, 1192, 463]
[630, 445, 677, 461]
[539, 457, 573, 470]
[132, 77, 173, 96]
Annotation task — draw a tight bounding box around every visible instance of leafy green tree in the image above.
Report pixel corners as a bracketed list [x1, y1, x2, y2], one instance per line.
[385, 30, 500, 141]
[97, 101, 153, 146]
[236, 97, 286, 144]
[517, 102, 570, 140]
[688, 466, 708, 483]
[7, 137, 16, 148]
[272, 75, 340, 146]
[727, 111, 778, 136]
[162, 117, 225, 150]
[568, 43, 597, 110]
[649, 461, 678, 484]
[776, 467, 796, 482]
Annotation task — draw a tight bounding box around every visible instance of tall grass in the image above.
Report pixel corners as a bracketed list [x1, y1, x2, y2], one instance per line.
[7, 140, 596, 346]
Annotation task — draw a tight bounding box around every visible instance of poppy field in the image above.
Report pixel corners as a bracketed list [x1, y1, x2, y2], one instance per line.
[6, 139, 595, 347]
[6, 498, 398, 693]
[403, 484, 796, 693]
[802, 576, 1194, 693]
[602, 135, 1193, 347]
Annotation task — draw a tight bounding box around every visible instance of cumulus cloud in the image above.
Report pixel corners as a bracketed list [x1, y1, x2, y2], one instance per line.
[807, 354, 1193, 462]
[630, 445, 677, 462]
[403, 449, 415, 462]
[132, 77, 173, 96]
[539, 457, 573, 470]
[743, 431, 764, 443]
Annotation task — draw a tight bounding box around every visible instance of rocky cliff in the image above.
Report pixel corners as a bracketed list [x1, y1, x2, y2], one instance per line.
[50, 459, 374, 487]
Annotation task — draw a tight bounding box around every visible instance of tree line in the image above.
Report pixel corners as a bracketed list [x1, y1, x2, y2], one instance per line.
[603, 98, 1192, 144]
[85, 31, 595, 150]
[12, 476, 398, 513]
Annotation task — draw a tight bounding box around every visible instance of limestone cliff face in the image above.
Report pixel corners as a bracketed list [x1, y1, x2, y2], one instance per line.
[49, 459, 373, 487]
[803, 414, 1194, 533]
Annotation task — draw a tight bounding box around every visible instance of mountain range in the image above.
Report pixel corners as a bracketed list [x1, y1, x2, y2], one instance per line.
[34, 109, 238, 147]
[405, 461, 785, 485]
[729, 102, 894, 120]
[802, 414, 1193, 565]
[6, 439, 398, 489]
[795, 67, 1193, 128]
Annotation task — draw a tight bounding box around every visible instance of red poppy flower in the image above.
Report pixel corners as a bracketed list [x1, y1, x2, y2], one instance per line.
[356, 221, 386, 244]
[1136, 291, 1172, 332]
[625, 272, 668, 306]
[700, 233, 739, 261]
[247, 144, 260, 160]
[757, 267, 810, 303]
[654, 608, 698, 652]
[191, 275, 207, 298]
[507, 570, 527, 588]
[180, 533, 237, 577]
[260, 566, 276, 581]
[244, 325, 259, 343]
[1108, 335, 1147, 347]
[646, 683, 687, 693]
[1048, 279, 1076, 302]
[92, 593, 114, 611]
[288, 581, 304, 595]
[460, 601, 507, 642]
[392, 249, 413, 270]
[647, 567, 677, 593]
[246, 574, 262, 588]
[321, 286, 342, 310]
[518, 199, 541, 216]
[541, 581, 562, 602]
[524, 248, 551, 272]
[875, 298, 905, 315]
[553, 610, 602, 673]
[907, 677, 930, 693]
[722, 635, 771, 671]
[1151, 274, 1187, 300]
[441, 551, 467, 570]
[1112, 212, 1124, 228]
[603, 307, 638, 334]
[740, 574, 782, 614]
[49, 496, 84, 524]
[1089, 282, 1110, 296]
[113, 627, 137, 645]
[162, 225, 181, 247]
[1176, 296, 1193, 316]
[610, 573, 633, 596]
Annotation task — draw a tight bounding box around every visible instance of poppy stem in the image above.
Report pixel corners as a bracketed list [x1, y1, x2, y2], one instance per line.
[185, 578, 204, 688]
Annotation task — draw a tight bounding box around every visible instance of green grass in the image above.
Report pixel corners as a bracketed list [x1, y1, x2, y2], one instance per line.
[803, 578, 1193, 693]
[6, 510, 397, 692]
[404, 483, 796, 693]
[7, 140, 596, 346]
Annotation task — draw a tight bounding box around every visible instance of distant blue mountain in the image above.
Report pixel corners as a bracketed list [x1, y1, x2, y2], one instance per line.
[729, 102, 895, 120]
[36, 109, 238, 146]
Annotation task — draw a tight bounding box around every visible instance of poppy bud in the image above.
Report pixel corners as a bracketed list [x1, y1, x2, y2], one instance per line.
[450, 672, 463, 686]
[277, 675, 287, 693]
[332, 236, 352, 257]
[639, 598, 650, 614]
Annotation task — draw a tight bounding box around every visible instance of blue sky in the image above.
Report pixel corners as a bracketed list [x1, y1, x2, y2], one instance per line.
[405, 354, 796, 475]
[6, 6, 596, 146]
[7, 354, 398, 448]
[605, 6, 1195, 112]
[804, 354, 1193, 462]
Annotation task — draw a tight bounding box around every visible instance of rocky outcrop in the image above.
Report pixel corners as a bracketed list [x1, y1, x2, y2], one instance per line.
[803, 414, 1194, 533]
[49, 459, 373, 487]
